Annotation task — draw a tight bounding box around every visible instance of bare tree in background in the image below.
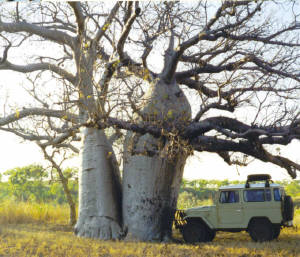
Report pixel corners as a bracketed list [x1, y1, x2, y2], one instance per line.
[1, 1, 300, 241]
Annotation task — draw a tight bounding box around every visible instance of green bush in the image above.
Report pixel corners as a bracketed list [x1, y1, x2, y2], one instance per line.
[1, 165, 78, 205]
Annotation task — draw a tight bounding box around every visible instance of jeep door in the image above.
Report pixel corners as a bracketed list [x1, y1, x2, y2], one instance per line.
[217, 190, 243, 228]
[242, 188, 282, 225]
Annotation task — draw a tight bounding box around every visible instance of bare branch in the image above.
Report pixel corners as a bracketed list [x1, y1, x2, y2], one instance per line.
[178, 77, 300, 99]
[249, 54, 300, 83]
[0, 126, 80, 153]
[68, 2, 85, 36]
[95, 117, 162, 138]
[117, 3, 140, 60]
[223, 30, 300, 48]
[0, 35, 11, 64]
[218, 151, 249, 167]
[175, 59, 249, 80]
[193, 103, 235, 122]
[206, 1, 253, 30]
[177, 78, 217, 97]
[92, 2, 121, 44]
[0, 107, 78, 126]
[39, 126, 81, 148]
[0, 20, 76, 47]
[56, 143, 79, 153]
[0, 127, 50, 141]
[0, 60, 76, 84]
[192, 136, 298, 178]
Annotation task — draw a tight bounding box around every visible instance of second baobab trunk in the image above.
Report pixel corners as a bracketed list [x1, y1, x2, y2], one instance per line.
[122, 78, 191, 241]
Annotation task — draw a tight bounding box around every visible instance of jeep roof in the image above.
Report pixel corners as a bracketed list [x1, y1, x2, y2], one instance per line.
[219, 183, 283, 190]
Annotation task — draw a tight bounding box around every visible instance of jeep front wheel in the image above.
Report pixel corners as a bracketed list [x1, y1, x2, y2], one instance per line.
[248, 218, 274, 242]
[272, 225, 281, 239]
[207, 229, 216, 241]
[182, 221, 211, 243]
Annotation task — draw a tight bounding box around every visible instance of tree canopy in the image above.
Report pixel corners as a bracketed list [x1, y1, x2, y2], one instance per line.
[1, 1, 300, 177]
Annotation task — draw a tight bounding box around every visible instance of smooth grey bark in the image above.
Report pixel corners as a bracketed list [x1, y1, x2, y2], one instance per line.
[75, 127, 123, 239]
[122, 79, 191, 241]
[74, 47, 123, 239]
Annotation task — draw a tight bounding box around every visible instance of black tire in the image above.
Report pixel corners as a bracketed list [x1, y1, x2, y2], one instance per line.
[282, 195, 294, 221]
[207, 229, 216, 241]
[272, 224, 281, 239]
[182, 220, 211, 243]
[248, 218, 274, 242]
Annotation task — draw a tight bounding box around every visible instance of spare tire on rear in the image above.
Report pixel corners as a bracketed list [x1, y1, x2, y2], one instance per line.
[282, 195, 294, 221]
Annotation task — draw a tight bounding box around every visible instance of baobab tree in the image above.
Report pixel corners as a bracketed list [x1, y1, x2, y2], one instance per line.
[1, 1, 300, 242]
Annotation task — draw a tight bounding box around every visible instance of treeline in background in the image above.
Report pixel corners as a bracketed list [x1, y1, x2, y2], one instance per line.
[0, 164, 299, 224]
[0, 165, 78, 204]
[1, 164, 300, 206]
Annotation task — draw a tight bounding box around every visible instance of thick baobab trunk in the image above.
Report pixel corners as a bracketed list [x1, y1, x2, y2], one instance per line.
[122, 79, 191, 241]
[123, 151, 187, 241]
[73, 46, 125, 239]
[75, 127, 123, 240]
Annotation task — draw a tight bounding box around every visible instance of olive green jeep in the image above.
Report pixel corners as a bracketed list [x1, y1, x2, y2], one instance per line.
[174, 174, 294, 243]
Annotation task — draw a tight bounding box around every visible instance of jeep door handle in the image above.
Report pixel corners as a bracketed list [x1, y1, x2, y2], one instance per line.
[236, 209, 241, 212]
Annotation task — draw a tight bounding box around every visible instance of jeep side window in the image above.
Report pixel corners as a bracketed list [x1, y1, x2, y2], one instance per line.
[274, 188, 281, 201]
[219, 191, 239, 203]
[243, 189, 271, 202]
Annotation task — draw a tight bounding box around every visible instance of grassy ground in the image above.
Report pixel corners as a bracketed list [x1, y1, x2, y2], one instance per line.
[0, 224, 299, 257]
[0, 201, 299, 257]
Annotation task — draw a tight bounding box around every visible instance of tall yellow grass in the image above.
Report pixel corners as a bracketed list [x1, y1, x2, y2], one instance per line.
[0, 200, 71, 225]
[0, 199, 299, 226]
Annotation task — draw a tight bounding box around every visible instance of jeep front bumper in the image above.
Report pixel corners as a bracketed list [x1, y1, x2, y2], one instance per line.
[174, 210, 187, 229]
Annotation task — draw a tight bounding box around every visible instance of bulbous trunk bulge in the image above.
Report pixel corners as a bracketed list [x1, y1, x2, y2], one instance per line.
[122, 79, 191, 241]
[75, 127, 123, 240]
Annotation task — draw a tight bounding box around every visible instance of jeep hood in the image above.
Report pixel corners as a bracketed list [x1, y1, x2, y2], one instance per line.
[185, 205, 216, 214]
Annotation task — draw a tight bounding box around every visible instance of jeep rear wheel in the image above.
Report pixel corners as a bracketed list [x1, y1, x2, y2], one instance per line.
[182, 221, 212, 243]
[248, 219, 274, 242]
[282, 195, 294, 221]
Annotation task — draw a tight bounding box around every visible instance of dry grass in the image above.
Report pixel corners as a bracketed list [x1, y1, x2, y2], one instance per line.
[295, 208, 300, 225]
[0, 200, 70, 225]
[0, 201, 299, 257]
[0, 224, 299, 257]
